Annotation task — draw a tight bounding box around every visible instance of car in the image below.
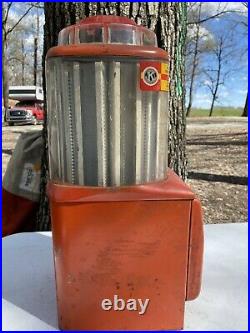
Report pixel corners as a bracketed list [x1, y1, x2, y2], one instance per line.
[6, 101, 44, 126]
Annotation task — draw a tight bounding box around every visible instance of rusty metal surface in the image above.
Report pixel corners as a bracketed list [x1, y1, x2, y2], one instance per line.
[48, 170, 203, 330]
[186, 199, 204, 300]
[2, 224, 247, 331]
[51, 200, 191, 330]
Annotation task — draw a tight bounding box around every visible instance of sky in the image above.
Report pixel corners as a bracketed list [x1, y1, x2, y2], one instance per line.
[188, 2, 248, 109]
[5, 2, 248, 109]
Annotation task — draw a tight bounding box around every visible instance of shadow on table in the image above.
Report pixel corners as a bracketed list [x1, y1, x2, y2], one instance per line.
[2, 232, 58, 329]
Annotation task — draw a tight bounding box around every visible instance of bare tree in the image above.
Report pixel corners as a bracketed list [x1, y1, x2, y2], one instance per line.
[186, 2, 247, 116]
[208, 37, 223, 116]
[33, 5, 40, 85]
[204, 34, 235, 117]
[2, 2, 12, 113]
[187, 2, 246, 25]
[2, 2, 35, 113]
[241, 2, 248, 116]
[186, 3, 202, 117]
[242, 93, 248, 117]
[21, 40, 26, 85]
[7, 23, 30, 86]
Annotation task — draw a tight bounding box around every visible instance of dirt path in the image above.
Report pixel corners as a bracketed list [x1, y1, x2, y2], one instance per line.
[186, 117, 248, 224]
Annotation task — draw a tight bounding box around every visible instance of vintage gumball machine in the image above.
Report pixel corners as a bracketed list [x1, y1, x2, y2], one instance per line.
[46, 15, 203, 331]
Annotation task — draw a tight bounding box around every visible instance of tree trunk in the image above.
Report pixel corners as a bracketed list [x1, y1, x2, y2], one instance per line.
[186, 26, 198, 118]
[2, 5, 9, 117]
[34, 36, 38, 86]
[33, 8, 40, 86]
[186, 3, 202, 118]
[242, 93, 248, 117]
[36, 2, 188, 231]
[2, 35, 9, 119]
[209, 96, 216, 117]
[209, 38, 223, 117]
[209, 65, 220, 117]
[21, 40, 25, 85]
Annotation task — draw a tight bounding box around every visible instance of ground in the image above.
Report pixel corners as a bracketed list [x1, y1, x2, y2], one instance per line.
[189, 107, 243, 117]
[186, 117, 247, 224]
[2, 117, 248, 224]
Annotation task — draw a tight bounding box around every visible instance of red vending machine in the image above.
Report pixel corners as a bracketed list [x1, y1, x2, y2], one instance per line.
[46, 15, 203, 330]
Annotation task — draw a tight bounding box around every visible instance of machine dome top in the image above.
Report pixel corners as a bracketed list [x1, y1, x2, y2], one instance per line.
[79, 15, 137, 26]
[57, 14, 157, 47]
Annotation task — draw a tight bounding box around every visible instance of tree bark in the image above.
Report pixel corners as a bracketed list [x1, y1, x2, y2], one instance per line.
[36, 2, 188, 231]
[242, 93, 248, 117]
[33, 36, 38, 85]
[2, 9, 9, 117]
[209, 95, 216, 117]
[21, 40, 25, 85]
[33, 7, 40, 86]
[2, 36, 9, 113]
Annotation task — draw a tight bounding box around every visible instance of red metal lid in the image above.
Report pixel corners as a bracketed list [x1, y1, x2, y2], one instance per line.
[79, 15, 137, 26]
[47, 44, 168, 60]
[46, 15, 168, 60]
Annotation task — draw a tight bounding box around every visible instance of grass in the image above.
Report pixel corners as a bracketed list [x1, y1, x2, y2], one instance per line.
[189, 107, 244, 117]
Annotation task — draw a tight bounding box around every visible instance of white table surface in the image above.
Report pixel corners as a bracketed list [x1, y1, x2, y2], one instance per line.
[2, 223, 248, 331]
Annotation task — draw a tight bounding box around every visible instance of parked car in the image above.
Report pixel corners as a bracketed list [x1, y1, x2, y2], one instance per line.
[6, 101, 44, 126]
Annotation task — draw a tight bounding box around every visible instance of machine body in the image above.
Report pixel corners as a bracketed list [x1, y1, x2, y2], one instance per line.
[46, 16, 204, 331]
[48, 170, 203, 330]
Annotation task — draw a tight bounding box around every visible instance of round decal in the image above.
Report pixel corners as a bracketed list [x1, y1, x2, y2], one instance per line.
[142, 66, 159, 86]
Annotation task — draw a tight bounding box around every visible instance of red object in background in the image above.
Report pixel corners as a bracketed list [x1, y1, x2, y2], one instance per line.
[16, 102, 44, 121]
[2, 189, 37, 237]
[6, 101, 44, 125]
[2, 130, 42, 237]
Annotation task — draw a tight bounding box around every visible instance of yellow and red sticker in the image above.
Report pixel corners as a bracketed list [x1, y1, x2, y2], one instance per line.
[140, 62, 169, 92]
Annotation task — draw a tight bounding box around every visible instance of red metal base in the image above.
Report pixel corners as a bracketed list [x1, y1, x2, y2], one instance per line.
[48, 169, 203, 330]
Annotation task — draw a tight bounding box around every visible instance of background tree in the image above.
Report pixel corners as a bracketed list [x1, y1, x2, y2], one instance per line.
[185, 2, 247, 117]
[185, 3, 203, 117]
[33, 5, 41, 85]
[2, 2, 44, 112]
[2, 2, 34, 112]
[203, 28, 239, 117]
[204, 35, 225, 117]
[7, 24, 28, 85]
[242, 93, 248, 117]
[240, 2, 248, 117]
[36, 2, 188, 231]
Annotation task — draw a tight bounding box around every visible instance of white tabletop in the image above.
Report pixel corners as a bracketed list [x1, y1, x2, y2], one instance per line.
[2, 223, 248, 331]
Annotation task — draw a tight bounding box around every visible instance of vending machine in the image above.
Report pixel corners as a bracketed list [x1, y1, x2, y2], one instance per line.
[46, 15, 203, 330]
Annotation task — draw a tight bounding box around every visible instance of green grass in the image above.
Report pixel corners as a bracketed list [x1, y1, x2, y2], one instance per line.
[189, 107, 244, 117]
